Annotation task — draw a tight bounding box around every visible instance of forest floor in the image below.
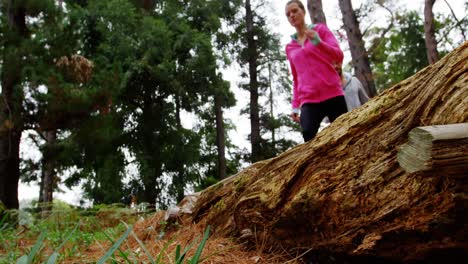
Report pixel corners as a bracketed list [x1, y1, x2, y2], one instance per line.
[126, 211, 303, 264]
[0, 206, 302, 263]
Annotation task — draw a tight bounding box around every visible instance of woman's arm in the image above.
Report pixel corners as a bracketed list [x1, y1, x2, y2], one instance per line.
[289, 59, 300, 111]
[305, 23, 344, 64]
[286, 46, 300, 122]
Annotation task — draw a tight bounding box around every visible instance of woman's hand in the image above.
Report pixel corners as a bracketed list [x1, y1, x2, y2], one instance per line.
[291, 112, 300, 123]
[305, 29, 317, 40]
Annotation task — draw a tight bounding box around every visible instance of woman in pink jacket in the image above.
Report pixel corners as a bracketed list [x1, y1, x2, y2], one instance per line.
[285, 0, 347, 142]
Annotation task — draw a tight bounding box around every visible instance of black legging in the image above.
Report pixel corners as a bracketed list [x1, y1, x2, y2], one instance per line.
[300, 95, 348, 142]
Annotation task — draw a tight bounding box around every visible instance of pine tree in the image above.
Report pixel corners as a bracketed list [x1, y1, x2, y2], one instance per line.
[232, 0, 298, 162]
[371, 11, 429, 90]
[0, 0, 28, 211]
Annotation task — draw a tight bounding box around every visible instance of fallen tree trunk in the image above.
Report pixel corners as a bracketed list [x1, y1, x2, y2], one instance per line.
[191, 42, 468, 262]
[398, 123, 468, 174]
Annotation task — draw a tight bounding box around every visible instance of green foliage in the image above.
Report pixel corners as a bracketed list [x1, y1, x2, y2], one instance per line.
[10, 0, 245, 208]
[368, 6, 467, 92]
[45, 222, 79, 264]
[6, 0, 298, 211]
[0, 204, 141, 263]
[0, 206, 211, 263]
[371, 11, 429, 91]
[196, 176, 219, 192]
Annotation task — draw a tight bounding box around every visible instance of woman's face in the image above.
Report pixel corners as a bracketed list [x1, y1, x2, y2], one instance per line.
[286, 3, 305, 28]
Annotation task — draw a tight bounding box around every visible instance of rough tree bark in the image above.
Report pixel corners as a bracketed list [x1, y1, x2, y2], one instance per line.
[134, 0, 156, 11]
[39, 131, 57, 213]
[0, 1, 27, 210]
[424, 0, 439, 64]
[267, 63, 276, 147]
[191, 43, 468, 263]
[245, 0, 261, 163]
[338, 0, 377, 97]
[174, 96, 185, 202]
[214, 94, 227, 180]
[307, 0, 326, 24]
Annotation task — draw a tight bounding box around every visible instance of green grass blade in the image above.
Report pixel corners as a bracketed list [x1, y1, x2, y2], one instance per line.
[27, 232, 47, 263]
[118, 251, 131, 263]
[0, 211, 10, 231]
[45, 252, 60, 264]
[130, 231, 156, 264]
[16, 232, 47, 264]
[99, 228, 117, 243]
[45, 222, 80, 264]
[16, 255, 28, 264]
[189, 226, 210, 264]
[96, 225, 133, 264]
[56, 222, 80, 250]
[155, 237, 175, 264]
[120, 221, 155, 264]
[91, 218, 132, 263]
[175, 244, 181, 261]
[176, 236, 199, 263]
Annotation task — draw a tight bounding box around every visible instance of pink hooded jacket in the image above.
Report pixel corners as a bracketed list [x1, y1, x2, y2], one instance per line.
[286, 23, 344, 112]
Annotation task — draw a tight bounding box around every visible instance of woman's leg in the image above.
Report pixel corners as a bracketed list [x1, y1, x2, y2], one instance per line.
[324, 95, 348, 122]
[300, 103, 325, 142]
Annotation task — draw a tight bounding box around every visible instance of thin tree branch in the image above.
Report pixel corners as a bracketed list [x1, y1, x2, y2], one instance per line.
[362, 18, 378, 37]
[443, 0, 467, 40]
[368, 2, 395, 56]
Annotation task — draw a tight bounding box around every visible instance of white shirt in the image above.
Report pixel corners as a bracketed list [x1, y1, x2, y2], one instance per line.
[343, 73, 369, 111]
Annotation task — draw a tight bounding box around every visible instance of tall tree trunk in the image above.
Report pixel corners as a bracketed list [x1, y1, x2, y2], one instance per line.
[39, 131, 57, 214]
[338, 0, 377, 97]
[173, 96, 185, 202]
[192, 42, 468, 263]
[245, 0, 261, 162]
[214, 94, 227, 179]
[134, 0, 156, 11]
[0, 128, 21, 210]
[268, 63, 275, 147]
[307, 0, 326, 24]
[424, 0, 439, 64]
[0, 1, 27, 211]
[141, 94, 162, 206]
